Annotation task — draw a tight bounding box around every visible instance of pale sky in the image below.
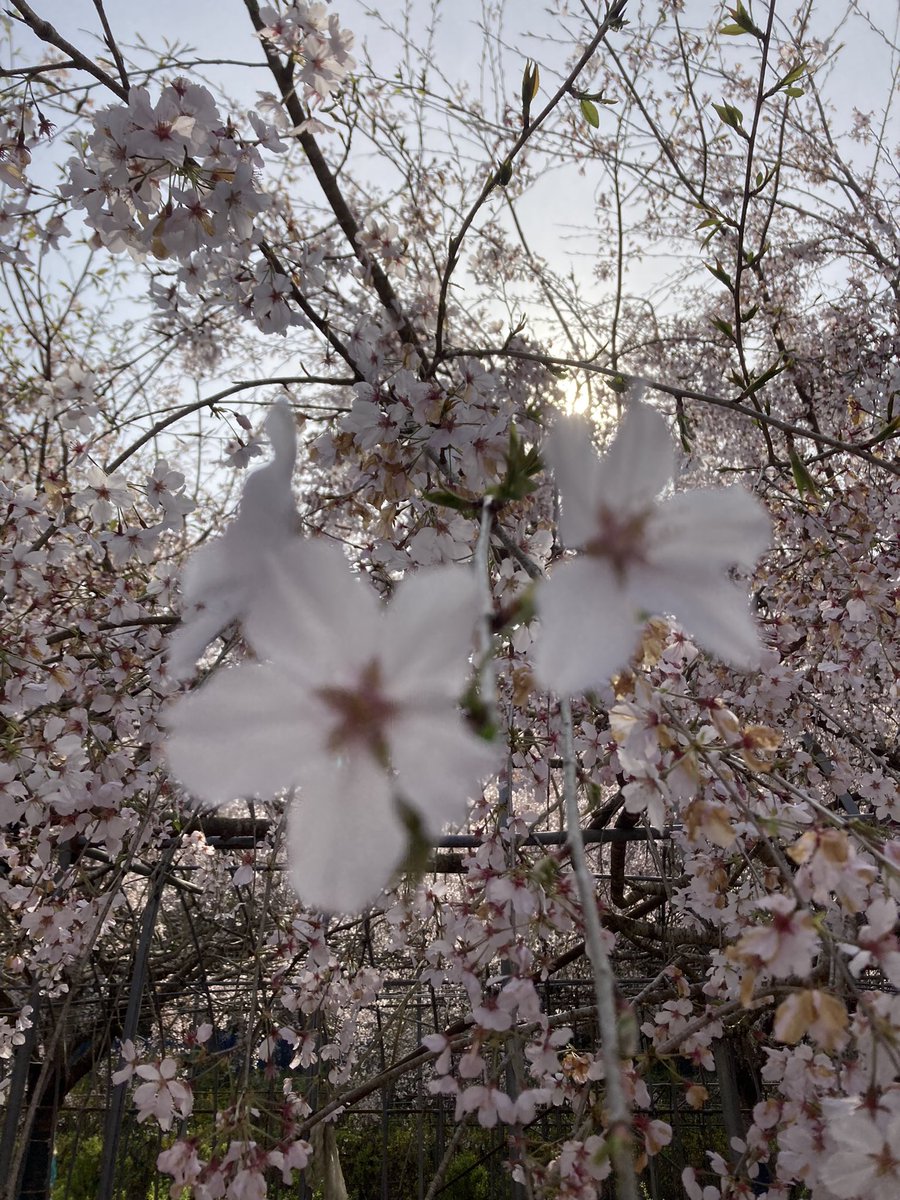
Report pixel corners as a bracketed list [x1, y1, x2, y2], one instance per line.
[12, 0, 900, 344]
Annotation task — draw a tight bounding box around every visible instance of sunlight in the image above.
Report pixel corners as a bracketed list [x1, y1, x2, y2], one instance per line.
[562, 376, 590, 415]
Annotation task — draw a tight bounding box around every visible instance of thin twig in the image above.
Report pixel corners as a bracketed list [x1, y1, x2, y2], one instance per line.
[8, 0, 128, 99]
[560, 697, 639, 1200]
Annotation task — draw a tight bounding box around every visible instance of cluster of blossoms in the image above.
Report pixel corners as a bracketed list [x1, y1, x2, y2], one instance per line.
[115, 1036, 311, 1197]
[165, 396, 770, 916]
[256, 3, 355, 100]
[62, 79, 280, 268]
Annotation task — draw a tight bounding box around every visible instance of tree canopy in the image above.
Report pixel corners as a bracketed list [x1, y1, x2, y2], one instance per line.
[1, 2, 898, 1199]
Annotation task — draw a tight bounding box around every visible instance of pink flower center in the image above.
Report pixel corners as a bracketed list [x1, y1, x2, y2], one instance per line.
[584, 505, 649, 578]
[317, 659, 397, 762]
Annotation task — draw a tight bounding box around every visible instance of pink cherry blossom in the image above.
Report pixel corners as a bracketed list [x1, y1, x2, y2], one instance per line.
[133, 1057, 193, 1130]
[820, 1108, 900, 1200]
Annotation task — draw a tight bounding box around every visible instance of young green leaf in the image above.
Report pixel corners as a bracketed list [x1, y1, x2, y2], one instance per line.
[789, 449, 819, 500]
[713, 101, 745, 132]
[422, 489, 477, 515]
[580, 98, 600, 128]
[719, 2, 765, 39]
[488, 424, 544, 503]
[521, 59, 540, 126]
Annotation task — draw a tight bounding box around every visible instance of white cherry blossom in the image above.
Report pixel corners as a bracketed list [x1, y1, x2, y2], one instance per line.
[132, 1057, 193, 1131]
[534, 401, 770, 694]
[820, 1107, 900, 1200]
[165, 539, 497, 912]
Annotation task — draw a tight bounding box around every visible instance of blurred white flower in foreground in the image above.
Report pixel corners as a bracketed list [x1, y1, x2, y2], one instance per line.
[534, 401, 770, 695]
[167, 401, 298, 680]
[819, 1105, 900, 1200]
[166, 539, 497, 912]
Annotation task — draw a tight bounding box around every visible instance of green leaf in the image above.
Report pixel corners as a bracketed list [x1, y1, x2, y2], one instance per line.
[422, 489, 477, 514]
[704, 259, 734, 288]
[870, 414, 900, 444]
[789, 450, 819, 500]
[711, 316, 735, 340]
[489, 424, 544, 503]
[580, 98, 600, 128]
[785, 86, 804, 98]
[676, 406, 693, 453]
[719, 2, 764, 39]
[744, 360, 785, 395]
[713, 101, 744, 131]
[496, 158, 513, 186]
[781, 60, 807, 86]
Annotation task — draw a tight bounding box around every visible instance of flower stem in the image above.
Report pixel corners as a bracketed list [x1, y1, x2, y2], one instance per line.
[560, 697, 639, 1200]
[474, 497, 497, 714]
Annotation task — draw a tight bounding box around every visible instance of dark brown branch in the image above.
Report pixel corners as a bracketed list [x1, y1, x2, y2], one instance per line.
[90, 0, 130, 95]
[444, 345, 900, 475]
[243, 0, 429, 370]
[8, 0, 128, 100]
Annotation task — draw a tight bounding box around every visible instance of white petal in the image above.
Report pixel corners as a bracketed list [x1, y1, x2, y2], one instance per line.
[594, 401, 673, 510]
[286, 755, 403, 912]
[244, 539, 380, 673]
[819, 1150, 878, 1198]
[237, 400, 298, 539]
[533, 558, 641, 694]
[651, 487, 770, 572]
[179, 537, 237, 609]
[263, 399, 297, 473]
[165, 664, 312, 802]
[380, 567, 481, 699]
[546, 417, 607, 547]
[166, 598, 242, 682]
[391, 710, 498, 831]
[631, 566, 765, 668]
[168, 539, 251, 679]
[169, 408, 298, 676]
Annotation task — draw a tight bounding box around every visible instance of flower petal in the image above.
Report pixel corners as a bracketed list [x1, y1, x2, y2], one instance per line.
[165, 663, 313, 802]
[237, 400, 298, 538]
[380, 567, 482, 699]
[545, 417, 607, 547]
[167, 400, 299, 679]
[820, 1149, 878, 1198]
[593, 401, 674, 510]
[631, 565, 765, 668]
[651, 486, 770, 572]
[533, 558, 640, 694]
[391, 710, 498, 832]
[244, 539, 380, 674]
[286, 754, 403, 912]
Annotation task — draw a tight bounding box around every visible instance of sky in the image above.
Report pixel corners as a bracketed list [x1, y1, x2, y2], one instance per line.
[8, 0, 900, 386]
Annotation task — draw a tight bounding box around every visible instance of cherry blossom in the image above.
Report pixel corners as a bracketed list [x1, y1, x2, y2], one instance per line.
[534, 401, 770, 694]
[256, 3, 355, 101]
[132, 1057, 194, 1130]
[820, 1106, 900, 1200]
[166, 538, 497, 910]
